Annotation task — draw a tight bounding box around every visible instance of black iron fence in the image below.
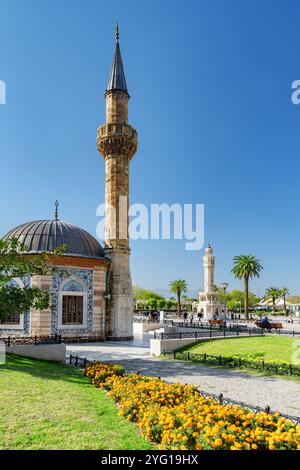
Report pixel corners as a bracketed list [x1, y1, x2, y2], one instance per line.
[69, 354, 300, 425]
[172, 321, 300, 337]
[266, 328, 300, 336]
[2, 334, 62, 347]
[69, 354, 91, 368]
[172, 350, 300, 377]
[133, 318, 161, 324]
[196, 389, 300, 425]
[1, 334, 105, 347]
[62, 335, 105, 344]
[154, 328, 264, 340]
[174, 321, 250, 332]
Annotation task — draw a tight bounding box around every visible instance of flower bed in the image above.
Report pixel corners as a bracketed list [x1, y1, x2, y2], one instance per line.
[84, 362, 125, 385]
[84, 362, 300, 450]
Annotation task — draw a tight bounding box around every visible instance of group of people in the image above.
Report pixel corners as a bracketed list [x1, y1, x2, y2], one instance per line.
[149, 310, 165, 323]
[183, 311, 204, 324]
[230, 312, 242, 320]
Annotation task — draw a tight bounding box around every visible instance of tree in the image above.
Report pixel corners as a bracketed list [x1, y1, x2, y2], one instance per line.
[165, 299, 176, 310]
[157, 299, 166, 310]
[132, 285, 164, 301]
[231, 255, 263, 320]
[0, 238, 65, 322]
[169, 279, 188, 317]
[280, 287, 290, 314]
[147, 298, 158, 310]
[265, 287, 282, 313]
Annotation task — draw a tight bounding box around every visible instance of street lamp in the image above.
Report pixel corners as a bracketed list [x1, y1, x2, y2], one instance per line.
[220, 283, 229, 327]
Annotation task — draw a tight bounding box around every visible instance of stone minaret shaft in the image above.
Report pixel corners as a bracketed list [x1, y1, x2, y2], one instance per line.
[203, 244, 215, 293]
[97, 25, 138, 339]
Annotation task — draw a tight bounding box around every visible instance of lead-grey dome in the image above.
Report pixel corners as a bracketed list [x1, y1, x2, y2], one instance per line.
[3, 220, 105, 259]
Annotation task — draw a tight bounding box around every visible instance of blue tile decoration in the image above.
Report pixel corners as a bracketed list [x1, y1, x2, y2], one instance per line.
[51, 268, 93, 335]
[0, 270, 94, 336]
[62, 280, 84, 292]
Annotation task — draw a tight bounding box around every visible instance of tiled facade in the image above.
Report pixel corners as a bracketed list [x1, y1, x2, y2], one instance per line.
[0, 267, 107, 338]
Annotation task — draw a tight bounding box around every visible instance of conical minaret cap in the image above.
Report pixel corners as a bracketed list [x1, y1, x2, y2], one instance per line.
[106, 23, 128, 94]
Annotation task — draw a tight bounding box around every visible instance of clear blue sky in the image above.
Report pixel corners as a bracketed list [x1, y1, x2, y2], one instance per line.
[1, 0, 300, 297]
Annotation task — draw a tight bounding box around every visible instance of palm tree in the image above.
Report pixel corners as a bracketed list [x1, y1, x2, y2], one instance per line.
[231, 255, 263, 319]
[280, 287, 290, 314]
[169, 279, 188, 317]
[265, 287, 281, 313]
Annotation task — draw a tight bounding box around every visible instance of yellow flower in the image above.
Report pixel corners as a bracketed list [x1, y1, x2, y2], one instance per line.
[84, 361, 300, 451]
[212, 438, 223, 448]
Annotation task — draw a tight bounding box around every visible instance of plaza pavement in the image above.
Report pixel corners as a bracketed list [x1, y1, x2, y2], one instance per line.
[66, 333, 300, 417]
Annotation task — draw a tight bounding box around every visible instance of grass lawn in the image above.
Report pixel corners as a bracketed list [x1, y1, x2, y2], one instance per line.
[0, 354, 153, 450]
[181, 335, 300, 363]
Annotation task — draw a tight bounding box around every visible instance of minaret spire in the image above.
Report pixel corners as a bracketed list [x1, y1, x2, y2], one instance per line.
[106, 22, 128, 94]
[115, 21, 119, 42]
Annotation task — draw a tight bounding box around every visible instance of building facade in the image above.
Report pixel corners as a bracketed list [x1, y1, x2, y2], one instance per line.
[0, 26, 135, 340]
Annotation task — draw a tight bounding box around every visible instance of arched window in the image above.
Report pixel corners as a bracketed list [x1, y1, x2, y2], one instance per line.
[58, 277, 87, 329]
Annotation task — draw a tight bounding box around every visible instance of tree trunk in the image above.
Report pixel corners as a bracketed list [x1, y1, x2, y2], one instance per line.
[272, 296, 275, 313]
[244, 277, 249, 320]
[177, 292, 181, 317]
[283, 295, 287, 314]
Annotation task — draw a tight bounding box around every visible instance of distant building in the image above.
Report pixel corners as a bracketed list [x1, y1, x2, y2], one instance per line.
[196, 245, 223, 319]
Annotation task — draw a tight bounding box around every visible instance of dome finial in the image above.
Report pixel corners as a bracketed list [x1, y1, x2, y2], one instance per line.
[115, 21, 119, 42]
[54, 200, 59, 220]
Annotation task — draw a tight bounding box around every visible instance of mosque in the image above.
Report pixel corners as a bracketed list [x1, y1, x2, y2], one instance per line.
[0, 25, 136, 340]
[0, 26, 223, 340]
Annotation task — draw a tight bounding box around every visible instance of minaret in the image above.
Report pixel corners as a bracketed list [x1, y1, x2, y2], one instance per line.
[203, 244, 215, 293]
[97, 24, 138, 340]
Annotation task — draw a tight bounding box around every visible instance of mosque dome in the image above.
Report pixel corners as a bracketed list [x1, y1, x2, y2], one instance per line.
[3, 219, 105, 259]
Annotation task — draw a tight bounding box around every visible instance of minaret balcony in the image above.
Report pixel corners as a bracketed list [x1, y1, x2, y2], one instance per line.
[98, 123, 137, 139]
[97, 124, 138, 159]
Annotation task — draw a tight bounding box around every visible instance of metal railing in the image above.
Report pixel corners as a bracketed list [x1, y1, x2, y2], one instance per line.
[1, 334, 105, 346]
[172, 350, 300, 377]
[173, 321, 300, 337]
[154, 328, 263, 340]
[196, 389, 300, 425]
[174, 321, 249, 332]
[2, 334, 62, 347]
[69, 354, 90, 368]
